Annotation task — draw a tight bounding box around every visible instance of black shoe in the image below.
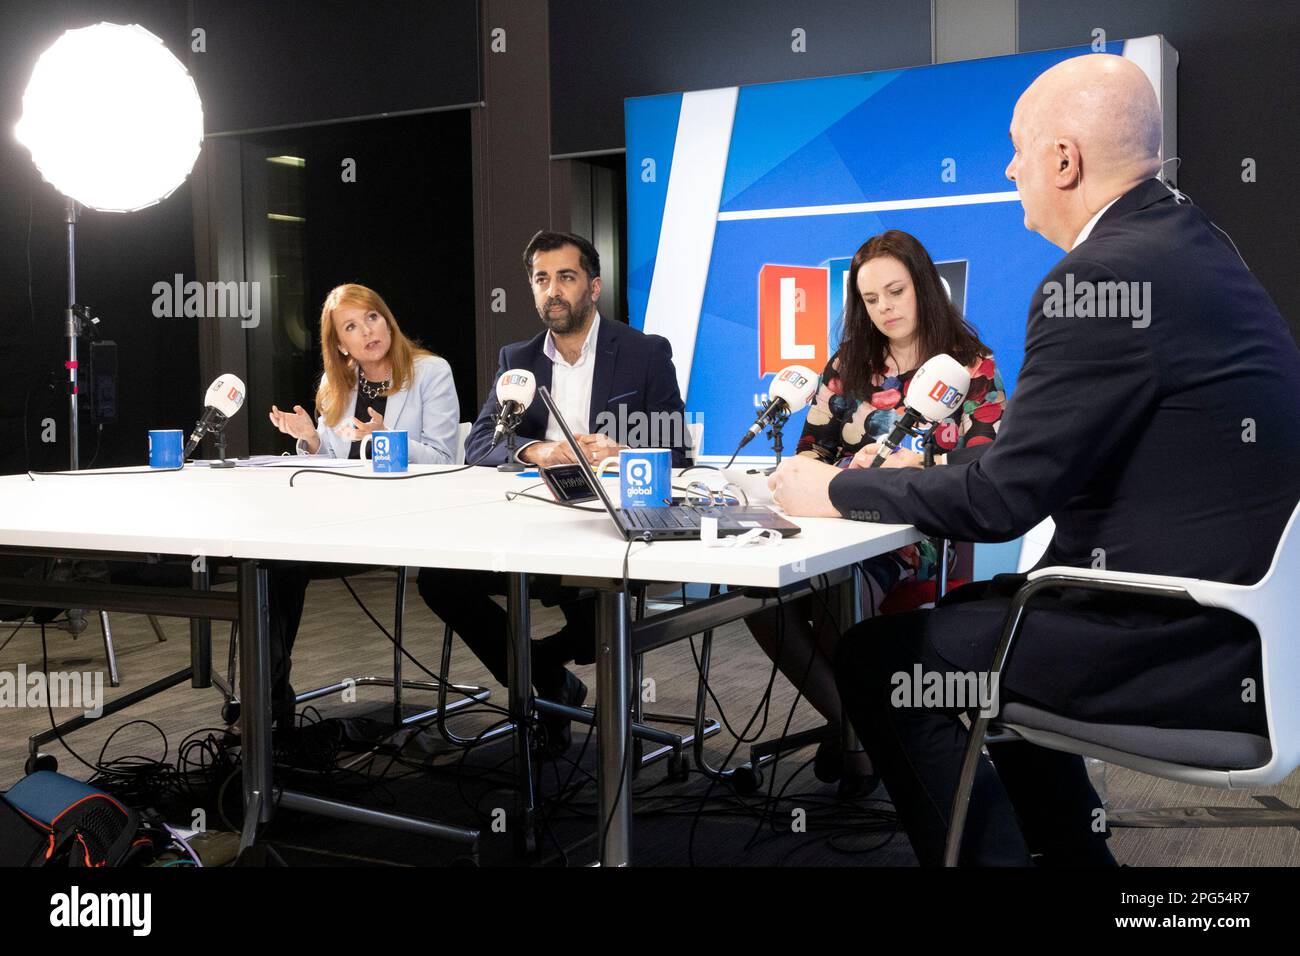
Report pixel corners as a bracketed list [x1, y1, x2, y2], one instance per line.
[813, 737, 843, 784]
[836, 769, 880, 801]
[272, 684, 298, 732]
[815, 733, 879, 798]
[536, 670, 587, 758]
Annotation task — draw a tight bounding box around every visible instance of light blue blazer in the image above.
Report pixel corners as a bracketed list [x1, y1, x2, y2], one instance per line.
[296, 355, 460, 464]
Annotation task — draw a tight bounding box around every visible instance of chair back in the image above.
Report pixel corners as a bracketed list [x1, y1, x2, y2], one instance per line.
[455, 421, 472, 465]
[1016, 517, 1056, 572]
[1184, 498, 1300, 786]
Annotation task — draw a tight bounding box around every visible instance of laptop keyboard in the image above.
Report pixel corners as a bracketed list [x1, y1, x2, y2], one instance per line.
[622, 506, 706, 530]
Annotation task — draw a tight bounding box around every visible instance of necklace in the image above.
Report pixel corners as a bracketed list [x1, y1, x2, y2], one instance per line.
[359, 372, 390, 400]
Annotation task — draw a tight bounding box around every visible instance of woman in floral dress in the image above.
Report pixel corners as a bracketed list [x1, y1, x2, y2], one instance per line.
[746, 230, 1007, 794]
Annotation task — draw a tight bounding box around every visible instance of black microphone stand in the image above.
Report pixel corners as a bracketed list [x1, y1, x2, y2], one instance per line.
[496, 413, 526, 473]
[922, 427, 950, 598]
[499, 429, 525, 473]
[763, 406, 792, 474]
[211, 425, 236, 469]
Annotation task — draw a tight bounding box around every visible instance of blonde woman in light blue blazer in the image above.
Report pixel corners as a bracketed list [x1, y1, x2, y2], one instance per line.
[259, 283, 461, 731]
[270, 283, 460, 465]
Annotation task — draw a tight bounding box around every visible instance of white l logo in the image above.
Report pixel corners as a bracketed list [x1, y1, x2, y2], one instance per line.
[779, 276, 814, 360]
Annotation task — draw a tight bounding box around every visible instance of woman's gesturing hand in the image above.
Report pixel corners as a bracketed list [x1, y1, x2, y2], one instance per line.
[269, 404, 320, 453]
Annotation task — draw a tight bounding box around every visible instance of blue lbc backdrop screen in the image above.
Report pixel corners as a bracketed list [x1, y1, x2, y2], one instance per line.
[626, 40, 1134, 460]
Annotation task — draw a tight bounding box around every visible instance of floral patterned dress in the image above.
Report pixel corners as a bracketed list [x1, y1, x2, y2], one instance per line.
[796, 351, 1007, 600]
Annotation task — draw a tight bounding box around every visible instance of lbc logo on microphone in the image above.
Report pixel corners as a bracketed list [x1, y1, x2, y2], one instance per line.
[927, 379, 963, 410]
[774, 367, 811, 391]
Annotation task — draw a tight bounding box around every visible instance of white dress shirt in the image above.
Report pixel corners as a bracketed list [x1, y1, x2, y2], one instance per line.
[516, 313, 601, 460]
[544, 312, 600, 439]
[1071, 196, 1121, 250]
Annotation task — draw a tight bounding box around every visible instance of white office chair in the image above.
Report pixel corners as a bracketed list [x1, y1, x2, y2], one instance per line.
[306, 422, 488, 728]
[944, 499, 1300, 865]
[455, 420, 472, 465]
[1016, 517, 1056, 572]
[225, 423, 491, 729]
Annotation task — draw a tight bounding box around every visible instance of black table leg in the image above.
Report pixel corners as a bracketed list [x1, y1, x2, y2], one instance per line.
[506, 571, 537, 855]
[237, 560, 273, 851]
[596, 587, 632, 866]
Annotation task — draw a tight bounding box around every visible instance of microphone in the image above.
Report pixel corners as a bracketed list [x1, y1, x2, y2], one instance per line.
[735, 365, 818, 453]
[491, 368, 537, 447]
[184, 374, 246, 459]
[870, 354, 969, 467]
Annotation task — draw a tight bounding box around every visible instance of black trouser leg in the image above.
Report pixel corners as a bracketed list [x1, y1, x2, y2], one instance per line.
[985, 740, 1115, 866]
[835, 607, 1116, 866]
[546, 591, 598, 666]
[417, 567, 570, 694]
[835, 613, 1032, 867]
[266, 563, 311, 717]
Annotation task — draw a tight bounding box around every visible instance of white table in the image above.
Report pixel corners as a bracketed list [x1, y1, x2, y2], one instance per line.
[0, 463, 920, 865]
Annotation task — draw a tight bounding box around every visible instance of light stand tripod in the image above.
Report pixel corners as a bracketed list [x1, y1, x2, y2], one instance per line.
[64, 198, 80, 470]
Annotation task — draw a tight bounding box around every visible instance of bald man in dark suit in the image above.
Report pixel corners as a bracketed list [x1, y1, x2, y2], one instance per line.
[770, 54, 1300, 865]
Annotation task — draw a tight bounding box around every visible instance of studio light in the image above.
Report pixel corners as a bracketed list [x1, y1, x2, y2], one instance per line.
[15, 21, 203, 213]
[14, 22, 204, 471]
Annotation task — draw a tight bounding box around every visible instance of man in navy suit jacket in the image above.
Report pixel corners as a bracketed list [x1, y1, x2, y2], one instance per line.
[464, 302, 689, 468]
[772, 55, 1300, 865]
[421, 232, 687, 755]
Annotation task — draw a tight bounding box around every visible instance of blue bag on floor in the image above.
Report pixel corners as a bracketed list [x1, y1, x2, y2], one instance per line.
[1, 771, 146, 867]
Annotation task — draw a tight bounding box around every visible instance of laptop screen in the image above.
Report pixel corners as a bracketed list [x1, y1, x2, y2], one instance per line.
[535, 385, 630, 537]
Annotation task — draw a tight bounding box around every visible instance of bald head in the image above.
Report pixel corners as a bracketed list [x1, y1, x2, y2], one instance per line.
[1021, 54, 1162, 183]
[1006, 54, 1164, 249]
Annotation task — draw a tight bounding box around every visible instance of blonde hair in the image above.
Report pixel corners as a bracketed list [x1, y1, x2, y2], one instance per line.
[316, 284, 430, 427]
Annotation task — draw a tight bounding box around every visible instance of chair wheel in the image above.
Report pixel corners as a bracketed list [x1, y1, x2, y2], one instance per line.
[25, 753, 57, 775]
[221, 701, 241, 725]
[667, 752, 690, 781]
[730, 765, 763, 795]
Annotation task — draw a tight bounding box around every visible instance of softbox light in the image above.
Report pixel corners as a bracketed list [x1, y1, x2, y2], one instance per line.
[15, 21, 203, 212]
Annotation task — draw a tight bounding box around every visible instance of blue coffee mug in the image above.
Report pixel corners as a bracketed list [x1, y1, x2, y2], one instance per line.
[614, 447, 672, 509]
[148, 430, 185, 469]
[363, 430, 409, 473]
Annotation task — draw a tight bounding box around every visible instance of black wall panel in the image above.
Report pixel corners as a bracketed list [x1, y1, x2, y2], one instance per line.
[1019, 0, 1300, 338]
[548, 0, 933, 156]
[188, 0, 481, 135]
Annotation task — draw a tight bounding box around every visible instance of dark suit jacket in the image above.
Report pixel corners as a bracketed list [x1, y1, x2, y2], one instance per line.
[830, 179, 1300, 728]
[465, 317, 689, 466]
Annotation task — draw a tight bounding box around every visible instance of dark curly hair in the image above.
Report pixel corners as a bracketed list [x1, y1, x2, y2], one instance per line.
[836, 229, 988, 399]
[522, 230, 601, 280]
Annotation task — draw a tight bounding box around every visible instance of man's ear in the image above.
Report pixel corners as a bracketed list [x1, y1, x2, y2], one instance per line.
[590, 275, 602, 302]
[1054, 138, 1082, 187]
